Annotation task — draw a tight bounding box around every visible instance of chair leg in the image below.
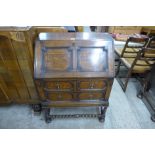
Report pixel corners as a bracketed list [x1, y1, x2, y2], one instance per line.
[123, 70, 132, 92]
[137, 72, 151, 99]
[115, 59, 121, 77]
[116, 68, 132, 92]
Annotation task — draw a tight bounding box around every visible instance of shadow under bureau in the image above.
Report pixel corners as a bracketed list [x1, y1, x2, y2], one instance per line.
[34, 32, 115, 123]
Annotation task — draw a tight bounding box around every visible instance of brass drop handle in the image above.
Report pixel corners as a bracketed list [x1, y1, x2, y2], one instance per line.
[90, 81, 95, 89]
[56, 82, 60, 89]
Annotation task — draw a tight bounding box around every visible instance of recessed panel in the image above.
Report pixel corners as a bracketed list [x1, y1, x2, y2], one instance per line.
[77, 47, 108, 72]
[43, 47, 73, 72]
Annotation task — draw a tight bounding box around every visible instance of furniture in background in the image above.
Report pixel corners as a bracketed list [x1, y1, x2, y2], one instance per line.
[115, 35, 148, 59]
[0, 27, 68, 112]
[108, 26, 142, 35]
[96, 26, 109, 32]
[141, 27, 155, 37]
[114, 35, 149, 80]
[34, 32, 114, 123]
[108, 26, 155, 37]
[146, 36, 155, 48]
[75, 26, 84, 32]
[136, 37, 155, 121]
[0, 27, 38, 105]
[116, 47, 155, 92]
[64, 26, 76, 32]
[137, 64, 155, 122]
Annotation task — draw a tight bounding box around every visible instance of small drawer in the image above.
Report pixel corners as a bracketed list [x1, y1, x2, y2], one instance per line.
[45, 81, 73, 90]
[47, 92, 73, 101]
[78, 92, 104, 100]
[77, 79, 107, 90]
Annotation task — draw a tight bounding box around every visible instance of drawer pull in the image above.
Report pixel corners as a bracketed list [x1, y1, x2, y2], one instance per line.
[90, 82, 95, 89]
[56, 82, 60, 89]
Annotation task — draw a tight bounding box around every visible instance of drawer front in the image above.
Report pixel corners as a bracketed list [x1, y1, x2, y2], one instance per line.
[47, 92, 73, 101]
[77, 79, 107, 90]
[78, 92, 104, 100]
[45, 81, 73, 90]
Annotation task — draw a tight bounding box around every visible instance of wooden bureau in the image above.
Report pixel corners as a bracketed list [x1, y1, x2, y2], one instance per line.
[34, 32, 114, 123]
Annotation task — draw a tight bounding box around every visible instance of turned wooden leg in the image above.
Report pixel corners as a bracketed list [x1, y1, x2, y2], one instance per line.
[45, 108, 52, 123]
[123, 69, 133, 92]
[137, 90, 144, 99]
[115, 60, 121, 77]
[137, 72, 151, 99]
[32, 104, 42, 113]
[98, 106, 107, 123]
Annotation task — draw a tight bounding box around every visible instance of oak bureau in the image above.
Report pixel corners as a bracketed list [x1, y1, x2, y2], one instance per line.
[34, 32, 114, 123]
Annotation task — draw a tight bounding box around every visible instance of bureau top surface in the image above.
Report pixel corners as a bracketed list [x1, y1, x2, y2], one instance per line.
[34, 32, 114, 79]
[39, 32, 113, 41]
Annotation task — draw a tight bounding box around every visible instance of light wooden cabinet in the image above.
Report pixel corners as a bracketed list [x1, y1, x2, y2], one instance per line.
[108, 26, 142, 34]
[0, 26, 67, 106]
[0, 27, 38, 105]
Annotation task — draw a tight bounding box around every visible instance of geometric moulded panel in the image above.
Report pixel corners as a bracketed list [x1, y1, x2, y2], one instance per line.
[77, 47, 108, 72]
[43, 47, 73, 72]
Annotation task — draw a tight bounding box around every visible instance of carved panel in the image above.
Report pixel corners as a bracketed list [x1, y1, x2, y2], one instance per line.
[43, 47, 73, 72]
[77, 47, 108, 72]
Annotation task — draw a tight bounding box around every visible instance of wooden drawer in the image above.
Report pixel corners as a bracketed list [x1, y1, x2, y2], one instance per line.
[47, 92, 73, 101]
[77, 79, 107, 90]
[45, 81, 73, 90]
[78, 92, 104, 100]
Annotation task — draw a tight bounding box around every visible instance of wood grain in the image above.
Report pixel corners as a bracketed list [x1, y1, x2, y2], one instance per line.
[0, 26, 68, 105]
[34, 32, 114, 108]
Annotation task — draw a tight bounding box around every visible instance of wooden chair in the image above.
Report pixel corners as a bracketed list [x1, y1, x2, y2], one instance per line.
[146, 36, 155, 48]
[115, 36, 149, 59]
[116, 47, 155, 92]
[115, 36, 149, 76]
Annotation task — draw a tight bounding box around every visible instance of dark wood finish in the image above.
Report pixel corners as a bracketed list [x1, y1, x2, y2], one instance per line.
[137, 64, 155, 122]
[116, 47, 155, 92]
[115, 35, 149, 59]
[141, 27, 155, 36]
[34, 32, 114, 122]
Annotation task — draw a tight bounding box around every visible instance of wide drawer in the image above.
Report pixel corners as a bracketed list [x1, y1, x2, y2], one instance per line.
[77, 79, 107, 90]
[78, 92, 105, 100]
[47, 92, 73, 101]
[45, 81, 73, 90]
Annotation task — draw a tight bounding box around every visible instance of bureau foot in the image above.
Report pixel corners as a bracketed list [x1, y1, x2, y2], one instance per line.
[32, 104, 42, 114]
[137, 90, 144, 99]
[45, 108, 52, 123]
[98, 106, 107, 123]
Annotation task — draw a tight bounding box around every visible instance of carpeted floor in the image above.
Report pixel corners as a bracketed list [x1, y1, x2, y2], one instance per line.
[0, 79, 155, 129]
